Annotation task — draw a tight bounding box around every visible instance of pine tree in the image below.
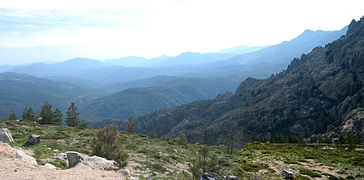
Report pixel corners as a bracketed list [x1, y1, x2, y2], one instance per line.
[54, 108, 63, 125]
[9, 110, 17, 120]
[39, 102, 54, 124]
[126, 117, 135, 134]
[65, 102, 80, 127]
[22, 107, 35, 121]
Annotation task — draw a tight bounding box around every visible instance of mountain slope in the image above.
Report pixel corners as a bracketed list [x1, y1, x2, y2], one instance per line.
[0, 72, 86, 119]
[135, 17, 364, 145]
[80, 77, 232, 121]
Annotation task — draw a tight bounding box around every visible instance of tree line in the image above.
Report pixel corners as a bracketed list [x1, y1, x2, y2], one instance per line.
[8, 102, 86, 127]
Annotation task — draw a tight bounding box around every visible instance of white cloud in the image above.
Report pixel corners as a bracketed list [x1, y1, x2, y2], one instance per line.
[0, 0, 363, 64]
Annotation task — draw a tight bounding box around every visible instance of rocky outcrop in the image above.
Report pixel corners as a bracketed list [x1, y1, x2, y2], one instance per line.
[200, 172, 219, 180]
[0, 128, 14, 142]
[27, 134, 40, 145]
[16, 150, 37, 165]
[309, 108, 364, 143]
[52, 151, 118, 170]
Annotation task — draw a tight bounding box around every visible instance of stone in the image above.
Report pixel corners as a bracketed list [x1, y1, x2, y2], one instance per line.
[118, 169, 130, 177]
[223, 175, 239, 180]
[83, 155, 119, 171]
[27, 134, 40, 145]
[53, 151, 118, 170]
[201, 172, 219, 180]
[0, 122, 6, 127]
[258, 169, 269, 175]
[0, 128, 14, 142]
[130, 176, 139, 180]
[281, 169, 295, 179]
[44, 163, 57, 169]
[16, 150, 37, 165]
[67, 152, 80, 168]
[142, 172, 153, 179]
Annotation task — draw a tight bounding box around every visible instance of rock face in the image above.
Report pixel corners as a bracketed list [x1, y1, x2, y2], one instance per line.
[27, 134, 40, 145]
[52, 151, 118, 170]
[16, 150, 37, 165]
[281, 169, 295, 180]
[0, 128, 14, 142]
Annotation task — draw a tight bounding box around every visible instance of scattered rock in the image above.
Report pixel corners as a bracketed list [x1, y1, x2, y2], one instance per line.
[0, 128, 14, 142]
[223, 175, 239, 180]
[201, 172, 219, 180]
[67, 152, 80, 168]
[44, 163, 57, 169]
[16, 150, 37, 165]
[0, 123, 6, 127]
[281, 169, 295, 179]
[321, 146, 336, 150]
[27, 134, 40, 145]
[173, 149, 178, 153]
[118, 169, 130, 177]
[130, 176, 139, 180]
[142, 172, 153, 179]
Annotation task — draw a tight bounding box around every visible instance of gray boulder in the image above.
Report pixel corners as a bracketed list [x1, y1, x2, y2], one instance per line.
[16, 150, 37, 165]
[142, 173, 153, 179]
[0, 128, 14, 142]
[281, 169, 295, 179]
[67, 152, 80, 168]
[27, 134, 40, 145]
[44, 163, 57, 169]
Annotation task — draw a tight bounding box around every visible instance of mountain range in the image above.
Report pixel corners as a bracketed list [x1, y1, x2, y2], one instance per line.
[0, 25, 351, 128]
[134, 17, 364, 145]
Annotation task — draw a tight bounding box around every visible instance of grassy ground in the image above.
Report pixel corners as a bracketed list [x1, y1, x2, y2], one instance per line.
[1, 120, 363, 179]
[0, 120, 240, 179]
[238, 142, 364, 179]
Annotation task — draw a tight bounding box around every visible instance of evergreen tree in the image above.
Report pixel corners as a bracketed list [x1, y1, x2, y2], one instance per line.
[39, 102, 54, 124]
[66, 102, 80, 127]
[126, 117, 135, 134]
[78, 120, 89, 129]
[9, 110, 17, 120]
[22, 107, 35, 121]
[54, 108, 63, 125]
[199, 145, 209, 173]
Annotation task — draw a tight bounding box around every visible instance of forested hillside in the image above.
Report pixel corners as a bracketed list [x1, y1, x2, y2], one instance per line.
[135, 17, 364, 145]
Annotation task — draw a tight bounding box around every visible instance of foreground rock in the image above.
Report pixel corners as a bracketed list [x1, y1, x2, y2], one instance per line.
[16, 150, 37, 165]
[52, 151, 119, 170]
[44, 163, 57, 169]
[281, 169, 295, 179]
[0, 128, 14, 142]
[27, 134, 41, 145]
[67, 152, 80, 168]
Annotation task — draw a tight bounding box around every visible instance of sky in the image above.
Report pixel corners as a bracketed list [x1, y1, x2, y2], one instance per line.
[0, 0, 363, 65]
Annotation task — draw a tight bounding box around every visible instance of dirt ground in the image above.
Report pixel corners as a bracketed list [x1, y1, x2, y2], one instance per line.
[0, 142, 128, 180]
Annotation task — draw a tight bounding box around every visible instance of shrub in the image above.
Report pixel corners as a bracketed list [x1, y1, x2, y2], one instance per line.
[90, 125, 128, 167]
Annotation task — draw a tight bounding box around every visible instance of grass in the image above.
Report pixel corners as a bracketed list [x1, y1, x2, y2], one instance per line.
[299, 168, 322, 178]
[1, 120, 240, 178]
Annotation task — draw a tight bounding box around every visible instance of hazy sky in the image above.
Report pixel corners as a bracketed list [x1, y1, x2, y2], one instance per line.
[0, 0, 363, 65]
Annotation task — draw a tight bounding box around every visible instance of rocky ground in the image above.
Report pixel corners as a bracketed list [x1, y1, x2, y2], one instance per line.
[0, 142, 128, 180]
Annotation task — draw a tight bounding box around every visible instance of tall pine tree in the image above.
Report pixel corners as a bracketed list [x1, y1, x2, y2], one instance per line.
[22, 107, 34, 121]
[39, 102, 54, 124]
[66, 102, 80, 127]
[54, 108, 63, 125]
